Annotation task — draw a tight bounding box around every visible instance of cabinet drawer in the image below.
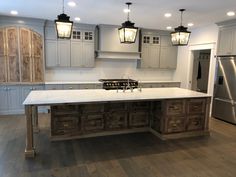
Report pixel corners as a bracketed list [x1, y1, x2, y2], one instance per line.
[63, 84, 79, 90]
[79, 84, 95, 89]
[45, 84, 63, 90]
[129, 111, 149, 128]
[106, 112, 128, 130]
[80, 104, 104, 113]
[82, 114, 104, 132]
[129, 101, 150, 110]
[105, 103, 127, 112]
[187, 115, 204, 131]
[51, 105, 78, 115]
[165, 116, 186, 133]
[187, 99, 206, 115]
[165, 100, 185, 116]
[52, 116, 79, 135]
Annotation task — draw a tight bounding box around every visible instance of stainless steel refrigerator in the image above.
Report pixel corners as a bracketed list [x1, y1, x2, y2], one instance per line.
[212, 57, 236, 124]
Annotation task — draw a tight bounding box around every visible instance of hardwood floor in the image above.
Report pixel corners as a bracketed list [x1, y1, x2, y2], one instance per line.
[0, 114, 236, 177]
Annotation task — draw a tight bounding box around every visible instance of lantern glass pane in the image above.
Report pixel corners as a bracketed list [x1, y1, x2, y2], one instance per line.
[171, 31, 190, 45]
[124, 28, 137, 42]
[56, 21, 73, 38]
[118, 28, 125, 42]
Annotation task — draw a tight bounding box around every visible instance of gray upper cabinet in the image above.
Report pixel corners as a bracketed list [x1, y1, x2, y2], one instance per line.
[71, 30, 95, 67]
[58, 40, 71, 67]
[217, 26, 236, 56]
[45, 21, 95, 68]
[138, 30, 177, 69]
[45, 40, 58, 67]
[139, 34, 160, 68]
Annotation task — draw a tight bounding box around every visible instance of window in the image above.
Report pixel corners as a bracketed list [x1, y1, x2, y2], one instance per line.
[143, 36, 150, 44]
[153, 36, 160, 44]
[84, 32, 93, 41]
[72, 31, 81, 40]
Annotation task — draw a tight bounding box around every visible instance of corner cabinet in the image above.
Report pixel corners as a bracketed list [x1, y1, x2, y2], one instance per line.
[0, 27, 44, 83]
[138, 30, 177, 69]
[217, 26, 236, 56]
[45, 22, 95, 68]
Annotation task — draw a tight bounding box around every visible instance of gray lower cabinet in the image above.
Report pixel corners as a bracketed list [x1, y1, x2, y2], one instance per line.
[141, 82, 180, 88]
[0, 86, 21, 114]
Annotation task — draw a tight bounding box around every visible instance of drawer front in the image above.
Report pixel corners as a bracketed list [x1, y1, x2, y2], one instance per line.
[106, 112, 128, 130]
[105, 103, 127, 112]
[79, 84, 95, 89]
[81, 104, 104, 113]
[165, 116, 186, 133]
[187, 115, 204, 131]
[52, 116, 79, 135]
[63, 84, 80, 90]
[129, 111, 149, 128]
[187, 99, 206, 115]
[82, 114, 104, 132]
[45, 84, 63, 90]
[51, 105, 78, 115]
[129, 102, 150, 110]
[166, 100, 185, 116]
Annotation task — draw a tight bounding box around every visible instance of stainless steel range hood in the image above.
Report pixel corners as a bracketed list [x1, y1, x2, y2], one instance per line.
[95, 24, 141, 60]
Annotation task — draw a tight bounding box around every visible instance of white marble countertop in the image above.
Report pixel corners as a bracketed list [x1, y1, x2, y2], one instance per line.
[44, 80, 181, 85]
[23, 88, 211, 106]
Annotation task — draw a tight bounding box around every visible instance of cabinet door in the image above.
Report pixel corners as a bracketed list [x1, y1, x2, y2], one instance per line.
[71, 41, 83, 67]
[0, 86, 8, 112]
[141, 45, 150, 68]
[160, 46, 177, 69]
[160, 35, 172, 46]
[32, 32, 44, 82]
[21, 86, 33, 108]
[82, 42, 94, 67]
[58, 40, 70, 67]
[20, 28, 32, 82]
[0, 29, 7, 82]
[149, 45, 160, 68]
[232, 28, 236, 55]
[217, 28, 233, 55]
[6, 27, 20, 82]
[7, 86, 21, 111]
[45, 40, 58, 67]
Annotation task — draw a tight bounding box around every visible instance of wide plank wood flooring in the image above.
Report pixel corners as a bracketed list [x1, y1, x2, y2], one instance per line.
[0, 114, 236, 177]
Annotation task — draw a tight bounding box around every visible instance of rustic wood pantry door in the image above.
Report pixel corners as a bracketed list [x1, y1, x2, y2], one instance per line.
[0, 29, 7, 82]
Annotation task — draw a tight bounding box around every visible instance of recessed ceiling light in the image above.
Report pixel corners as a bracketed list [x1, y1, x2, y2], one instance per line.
[10, 10, 18, 15]
[123, 8, 131, 13]
[164, 13, 172, 18]
[188, 23, 194, 27]
[74, 17, 81, 21]
[67, 1, 76, 7]
[166, 26, 172, 30]
[227, 11, 235, 16]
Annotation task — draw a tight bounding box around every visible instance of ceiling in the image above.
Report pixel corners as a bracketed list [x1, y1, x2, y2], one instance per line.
[1, 0, 236, 30]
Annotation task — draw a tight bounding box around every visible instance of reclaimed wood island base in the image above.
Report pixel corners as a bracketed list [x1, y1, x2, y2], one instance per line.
[23, 88, 211, 158]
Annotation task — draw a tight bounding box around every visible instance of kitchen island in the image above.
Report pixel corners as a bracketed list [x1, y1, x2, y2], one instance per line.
[23, 88, 211, 158]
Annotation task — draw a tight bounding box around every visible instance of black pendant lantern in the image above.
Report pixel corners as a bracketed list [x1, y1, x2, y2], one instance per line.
[55, 0, 73, 39]
[118, 2, 138, 44]
[171, 9, 191, 46]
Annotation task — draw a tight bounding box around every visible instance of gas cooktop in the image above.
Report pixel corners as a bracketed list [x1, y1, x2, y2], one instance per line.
[99, 79, 138, 90]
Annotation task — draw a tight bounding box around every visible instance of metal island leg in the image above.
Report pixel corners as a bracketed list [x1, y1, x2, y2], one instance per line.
[25, 105, 36, 158]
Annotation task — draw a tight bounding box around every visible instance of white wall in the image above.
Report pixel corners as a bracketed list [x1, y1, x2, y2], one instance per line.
[45, 59, 174, 81]
[173, 24, 219, 94]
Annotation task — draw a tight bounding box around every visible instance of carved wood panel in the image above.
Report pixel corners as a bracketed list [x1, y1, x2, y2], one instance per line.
[106, 111, 128, 130]
[165, 100, 185, 116]
[0, 29, 7, 82]
[82, 114, 105, 133]
[187, 99, 206, 115]
[165, 116, 186, 133]
[129, 111, 149, 128]
[187, 115, 204, 131]
[6, 27, 20, 82]
[0, 29, 5, 56]
[20, 28, 31, 56]
[21, 55, 31, 82]
[33, 56, 44, 82]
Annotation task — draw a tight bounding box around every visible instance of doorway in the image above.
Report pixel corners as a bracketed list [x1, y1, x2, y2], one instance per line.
[191, 49, 211, 93]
